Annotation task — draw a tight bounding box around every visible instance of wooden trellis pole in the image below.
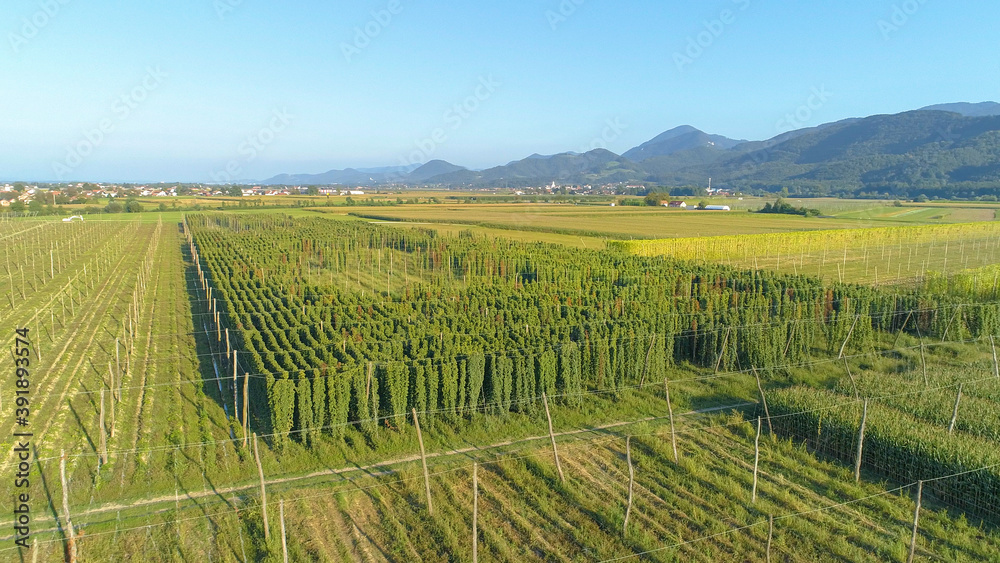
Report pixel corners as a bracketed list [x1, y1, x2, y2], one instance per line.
[752, 367, 773, 434]
[907, 481, 923, 563]
[623, 436, 634, 534]
[664, 378, 678, 463]
[252, 434, 270, 540]
[412, 409, 433, 514]
[941, 306, 961, 342]
[542, 393, 565, 483]
[948, 384, 964, 435]
[715, 327, 731, 372]
[916, 325, 928, 386]
[60, 451, 77, 563]
[766, 515, 774, 563]
[280, 500, 289, 563]
[893, 311, 912, 348]
[243, 373, 250, 448]
[99, 389, 108, 466]
[639, 334, 656, 388]
[855, 399, 868, 483]
[472, 463, 479, 563]
[838, 315, 859, 359]
[752, 417, 761, 503]
[991, 335, 999, 380]
[233, 350, 239, 424]
[844, 358, 860, 400]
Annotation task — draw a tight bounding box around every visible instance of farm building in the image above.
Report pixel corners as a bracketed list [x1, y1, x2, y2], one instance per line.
[665, 201, 687, 208]
[704, 205, 731, 211]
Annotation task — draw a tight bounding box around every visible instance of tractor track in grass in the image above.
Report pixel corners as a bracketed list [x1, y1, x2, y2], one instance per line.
[121, 227, 163, 484]
[0, 403, 749, 532]
[7, 229, 151, 473]
[6, 248, 134, 462]
[45, 229, 156, 454]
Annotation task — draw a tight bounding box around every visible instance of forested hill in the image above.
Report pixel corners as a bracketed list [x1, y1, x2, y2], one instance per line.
[644, 110, 1000, 195]
[429, 110, 1000, 196]
[263, 107, 1000, 197]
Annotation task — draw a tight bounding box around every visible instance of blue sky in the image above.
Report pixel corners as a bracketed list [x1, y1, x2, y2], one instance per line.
[1, 0, 996, 182]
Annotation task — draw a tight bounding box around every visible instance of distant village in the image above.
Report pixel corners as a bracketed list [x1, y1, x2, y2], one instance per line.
[1, 179, 735, 209]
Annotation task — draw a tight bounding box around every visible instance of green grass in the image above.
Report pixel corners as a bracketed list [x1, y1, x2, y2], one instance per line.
[6, 209, 1000, 561]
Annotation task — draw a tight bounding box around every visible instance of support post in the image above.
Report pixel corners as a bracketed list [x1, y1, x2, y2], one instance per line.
[855, 399, 868, 483]
[752, 417, 761, 503]
[893, 311, 912, 349]
[665, 378, 678, 463]
[941, 306, 960, 342]
[60, 451, 77, 563]
[844, 358, 860, 400]
[914, 324, 928, 386]
[907, 481, 923, 563]
[992, 335, 999, 380]
[639, 335, 656, 388]
[233, 350, 239, 424]
[766, 515, 774, 563]
[243, 373, 250, 448]
[838, 315, 859, 359]
[252, 433, 270, 540]
[948, 384, 964, 435]
[919, 342, 928, 387]
[715, 327, 731, 373]
[623, 436, 634, 534]
[766, 515, 773, 563]
[99, 389, 108, 466]
[412, 408, 433, 514]
[280, 499, 289, 563]
[752, 367, 773, 434]
[542, 393, 565, 482]
[472, 463, 479, 563]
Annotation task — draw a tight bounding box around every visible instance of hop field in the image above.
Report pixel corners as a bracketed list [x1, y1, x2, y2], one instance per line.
[610, 221, 1000, 286]
[3, 211, 1000, 561]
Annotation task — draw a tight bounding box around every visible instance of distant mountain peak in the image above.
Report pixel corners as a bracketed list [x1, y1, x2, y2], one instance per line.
[623, 126, 746, 162]
[919, 102, 1000, 117]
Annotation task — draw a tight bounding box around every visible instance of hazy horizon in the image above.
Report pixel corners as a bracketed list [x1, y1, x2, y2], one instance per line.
[3, 0, 997, 183]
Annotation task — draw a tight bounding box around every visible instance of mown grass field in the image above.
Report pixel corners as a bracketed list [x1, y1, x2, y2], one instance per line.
[312, 204, 869, 240]
[307, 199, 997, 243]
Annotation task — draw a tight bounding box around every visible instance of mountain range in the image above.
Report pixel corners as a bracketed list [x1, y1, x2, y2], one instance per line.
[262, 102, 1000, 195]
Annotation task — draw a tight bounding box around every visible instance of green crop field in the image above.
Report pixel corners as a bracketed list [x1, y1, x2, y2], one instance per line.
[3, 201, 1000, 561]
[612, 221, 1000, 286]
[306, 199, 999, 243]
[314, 203, 871, 240]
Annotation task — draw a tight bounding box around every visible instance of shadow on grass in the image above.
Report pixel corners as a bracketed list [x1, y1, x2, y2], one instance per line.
[179, 222, 267, 444]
